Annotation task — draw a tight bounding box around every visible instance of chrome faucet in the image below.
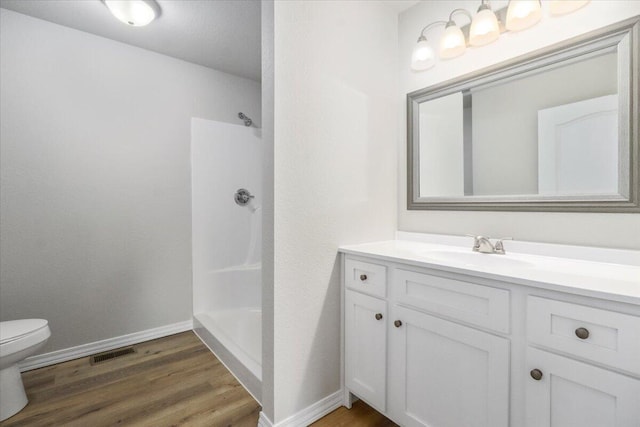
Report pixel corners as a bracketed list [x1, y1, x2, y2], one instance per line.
[467, 235, 513, 254]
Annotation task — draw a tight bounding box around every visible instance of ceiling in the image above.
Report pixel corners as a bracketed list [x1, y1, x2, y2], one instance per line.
[0, 0, 419, 83]
[0, 0, 262, 82]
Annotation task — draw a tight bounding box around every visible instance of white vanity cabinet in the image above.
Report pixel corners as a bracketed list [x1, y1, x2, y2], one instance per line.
[387, 306, 510, 427]
[341, 249, 640, 427]
[525, 297, 640, 427]
[344, 289, 387, 412]
[343, 258, 389, 412]
[525, 347, 640, 427]
[343, 256, 512, 427]
[387, 268, 511, 427]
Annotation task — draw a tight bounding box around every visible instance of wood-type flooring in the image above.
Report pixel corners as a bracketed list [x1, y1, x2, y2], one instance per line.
[1, 331, 396, 426]
[0, 332, 260, 426]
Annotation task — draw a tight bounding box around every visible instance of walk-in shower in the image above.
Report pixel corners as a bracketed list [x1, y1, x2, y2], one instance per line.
[191, 117, 262, 402]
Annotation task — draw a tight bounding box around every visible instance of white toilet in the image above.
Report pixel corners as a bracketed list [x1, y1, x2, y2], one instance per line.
[0, 319, 51, 421]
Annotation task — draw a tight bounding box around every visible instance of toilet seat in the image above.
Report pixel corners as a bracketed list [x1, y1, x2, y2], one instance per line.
[0, 319, 50, 356]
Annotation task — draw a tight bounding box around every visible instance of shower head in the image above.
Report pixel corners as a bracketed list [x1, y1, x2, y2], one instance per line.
[238, 112, 253, 127]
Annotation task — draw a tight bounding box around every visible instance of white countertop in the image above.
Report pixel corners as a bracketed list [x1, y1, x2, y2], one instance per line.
[339, 233, 640, 305]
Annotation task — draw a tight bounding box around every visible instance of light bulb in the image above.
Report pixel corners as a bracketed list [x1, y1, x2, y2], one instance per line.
[549, 0, 590, 15]
[411, 37, 436, 71]
[105, 0, 160, 26]
[506, 0, 542, 31]
[439, 23, 466, 59]
[469, 6, 500, 47]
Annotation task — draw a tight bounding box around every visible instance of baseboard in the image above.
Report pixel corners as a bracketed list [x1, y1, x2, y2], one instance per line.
[261, 390, 343, 427]
[19, 320, 193, 372]
[258, 412, 273, 427]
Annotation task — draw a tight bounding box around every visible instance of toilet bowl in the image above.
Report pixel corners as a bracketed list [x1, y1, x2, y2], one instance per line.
[0, 319, 51, 421]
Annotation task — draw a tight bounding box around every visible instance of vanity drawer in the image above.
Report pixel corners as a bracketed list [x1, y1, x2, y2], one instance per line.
[344, 258, 387, 298]
[393, 269, 510, 333]
[527, 296, 640, 375]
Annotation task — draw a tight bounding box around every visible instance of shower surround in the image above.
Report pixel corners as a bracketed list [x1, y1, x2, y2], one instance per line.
[190, 117, 262, 402]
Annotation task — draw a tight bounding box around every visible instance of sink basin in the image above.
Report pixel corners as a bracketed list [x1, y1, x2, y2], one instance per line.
[421, 250, 534, 269]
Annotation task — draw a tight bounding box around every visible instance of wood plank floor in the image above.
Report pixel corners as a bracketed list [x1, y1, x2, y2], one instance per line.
[0, 332, 260, 427]
[312, 400, 398, 427]
[2, 331, 396, 426]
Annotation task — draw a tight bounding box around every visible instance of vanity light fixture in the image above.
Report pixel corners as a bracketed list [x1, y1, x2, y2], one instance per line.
[104, 0, 161, 27]
[469, 1, 500, 46]
[411, 0, 589, 71]
[505, 0, 542, 31]
[411, 37, 436, 70]
[549, 0, 590, 16]
[411, 21, 447, 70]
[440, 10, 471, 59]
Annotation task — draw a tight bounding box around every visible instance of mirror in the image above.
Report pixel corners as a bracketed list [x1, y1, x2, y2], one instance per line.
[408, 18, 639, 212]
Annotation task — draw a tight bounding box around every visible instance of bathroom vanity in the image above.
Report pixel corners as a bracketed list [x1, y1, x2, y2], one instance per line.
[340, 233, 640, 427]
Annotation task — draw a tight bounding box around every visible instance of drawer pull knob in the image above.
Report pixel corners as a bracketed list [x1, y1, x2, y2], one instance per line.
[360, 274, 367, 281]
[375, 313, 383, 320]
[575, 327, 590, 340]
[394, 320, 403, 328]
[530, 369, 543, 381]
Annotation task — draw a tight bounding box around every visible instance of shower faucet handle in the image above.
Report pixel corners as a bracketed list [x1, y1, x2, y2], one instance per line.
[234, 188, 255, 206]
[238, 112, 253, 127]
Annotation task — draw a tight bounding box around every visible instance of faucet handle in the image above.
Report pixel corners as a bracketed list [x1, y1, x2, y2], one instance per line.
[466, 234, 482, 252]
[494, 237, 513, 254]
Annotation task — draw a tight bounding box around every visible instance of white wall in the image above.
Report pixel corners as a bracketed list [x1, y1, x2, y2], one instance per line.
[0, 9, 261, 353]
[269, 0, 397, 422]
[419, 92, 464, 197]
[261, 0, 275, 420]
[399, 1, 640, 249]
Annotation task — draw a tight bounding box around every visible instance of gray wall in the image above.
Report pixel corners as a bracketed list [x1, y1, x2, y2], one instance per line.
[399, 0, 640, 250]
[472, 52, 617, 195]
[0, 9, 261, 353]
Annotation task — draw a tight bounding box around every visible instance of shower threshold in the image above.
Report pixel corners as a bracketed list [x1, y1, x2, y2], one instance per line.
[193, 309, 262, 403]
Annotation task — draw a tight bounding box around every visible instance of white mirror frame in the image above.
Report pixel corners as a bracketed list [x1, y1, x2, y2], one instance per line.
[407, 17, 639, 212]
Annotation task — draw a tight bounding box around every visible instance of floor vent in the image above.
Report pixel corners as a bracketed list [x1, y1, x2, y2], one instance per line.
[90, 347, 136, 365]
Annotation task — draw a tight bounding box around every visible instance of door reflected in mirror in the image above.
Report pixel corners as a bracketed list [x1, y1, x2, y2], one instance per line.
[408, 18, 639, 212]
[418, 52, 618, 198]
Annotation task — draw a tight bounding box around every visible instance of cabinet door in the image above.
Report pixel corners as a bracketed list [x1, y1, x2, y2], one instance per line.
[526, 347, 640, 427]
[345, 290, 387, 411]
[388, 306, 510, 427]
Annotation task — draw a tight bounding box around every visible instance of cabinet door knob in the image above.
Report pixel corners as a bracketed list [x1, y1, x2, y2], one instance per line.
[575, 327, 590, 340]
[394, 320, 403, 328]
[530, 369, 543, 381]
[359, 274, 367, 281]
[375, 313, 383, 320]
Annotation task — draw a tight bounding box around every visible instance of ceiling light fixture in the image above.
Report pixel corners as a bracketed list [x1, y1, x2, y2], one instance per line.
[104, 0, 161, 27]
[411, 0, 589, 72]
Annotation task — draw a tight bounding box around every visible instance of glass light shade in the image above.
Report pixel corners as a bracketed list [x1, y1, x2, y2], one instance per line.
[469, 8, 500, 46]
[105, 0, 159, 26]
[439, 25, 466, 59]
[411, 38, 436, 71]
[505, 0, 542, 31]
[549, 0, 590, 15]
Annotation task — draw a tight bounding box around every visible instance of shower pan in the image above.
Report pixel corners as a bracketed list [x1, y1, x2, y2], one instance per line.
[190, 117, 262, 402]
